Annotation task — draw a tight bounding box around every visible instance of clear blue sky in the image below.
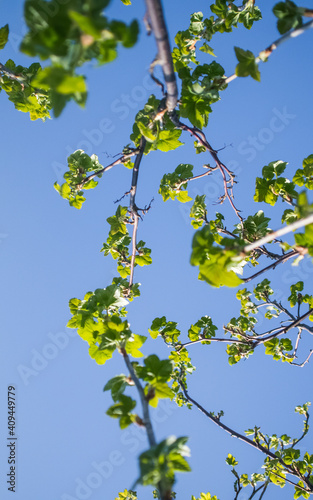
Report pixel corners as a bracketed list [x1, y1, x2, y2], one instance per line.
[1, 1, 313, 499]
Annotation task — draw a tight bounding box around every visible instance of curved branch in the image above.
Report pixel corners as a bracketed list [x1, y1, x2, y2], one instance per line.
[243, 250, 299, 283]
[174, 118, 243, 224]
[144, 0, 178, 112]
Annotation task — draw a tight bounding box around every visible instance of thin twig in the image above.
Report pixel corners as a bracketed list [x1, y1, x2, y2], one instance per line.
[269, 299, 296, 321]
[257, 481, 269, 500]
[225, 19, 313, 85]
[291, 412, 310, 448]
[254, 308, 313, 346]
[173, 118, 243, 224]
[122, 348, 170, 500]
[175, 167, 215, 190]
[76, 150, 138, 190]
[243, 250, 299, 283]
[291, 349, 313, 367]
[248, 481, 269, 500]
[298, 323, 313, 335]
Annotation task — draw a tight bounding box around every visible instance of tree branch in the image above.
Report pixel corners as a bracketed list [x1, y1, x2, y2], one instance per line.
[178, 380, 312, 491]
[129, 137, 146, 288]
[121, 347, 156, 446]
[290, 349, 313, 367]
[121, 347, 171, 500]
[76, 150, 138, 190]
[254, 308, 313, 346]
[173, 118, 243, 224]
[243, 250, 299, 283]
[144, 0, 178, 112]
[225, 19, 313, 85]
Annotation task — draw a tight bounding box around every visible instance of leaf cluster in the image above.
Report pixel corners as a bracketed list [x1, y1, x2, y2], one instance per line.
[20, 0, 139, 115]
[54, 149, 102, 208]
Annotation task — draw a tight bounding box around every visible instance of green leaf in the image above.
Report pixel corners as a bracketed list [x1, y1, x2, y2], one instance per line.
[190, 226, 244, 288]
[273, 1, 303, 34]
[103, 375, 129, 401]
[136, 436, 191, 488]
[32, 66, 87, 95]
[115, 490, 137, 500]
[137, 121, 157, 143]
[226, 453, 238, 466]
[149, 318, 181, 343]
[294, 481, 310, 499]
[199, 43, 216, 56]
[125, 334, 147, 358]
[254, 178, 278, 205]
[68, 10, 103, 39]
[179, 94, 212, 129]
[0, 24, 9, 50]
[89, 343, 115, 364]
[234, 47, 260, 81]
[154, 130, 183, 152]
[106, 394, 136, 429]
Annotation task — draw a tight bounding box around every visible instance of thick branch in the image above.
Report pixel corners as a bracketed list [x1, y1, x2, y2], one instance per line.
[244, 214, 313, 254]
[145, 0, 178, 112]
[121, 349, 171, 500]
[225, 19, 313, 84]
[121, 348, 156, 447]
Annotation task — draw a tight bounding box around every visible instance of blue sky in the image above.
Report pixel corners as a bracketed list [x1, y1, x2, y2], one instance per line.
[1, 1, 313, 499]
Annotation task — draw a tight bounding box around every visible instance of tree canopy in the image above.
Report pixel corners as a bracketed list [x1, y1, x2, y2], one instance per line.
[1, 1, 313, 499]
